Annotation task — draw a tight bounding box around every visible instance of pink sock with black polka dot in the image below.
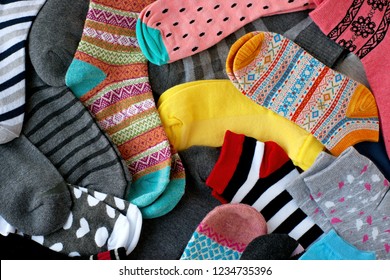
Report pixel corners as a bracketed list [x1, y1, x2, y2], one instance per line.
[136, 0, 317, 65]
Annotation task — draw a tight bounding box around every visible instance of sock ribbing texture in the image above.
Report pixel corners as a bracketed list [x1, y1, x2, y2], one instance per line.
[226, 31, 380, 155]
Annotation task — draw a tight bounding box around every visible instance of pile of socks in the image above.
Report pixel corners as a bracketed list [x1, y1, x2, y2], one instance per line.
[1, 0, 390, 260]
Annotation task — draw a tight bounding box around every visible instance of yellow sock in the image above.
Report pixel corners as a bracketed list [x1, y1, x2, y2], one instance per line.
[157, 80, 324, 171]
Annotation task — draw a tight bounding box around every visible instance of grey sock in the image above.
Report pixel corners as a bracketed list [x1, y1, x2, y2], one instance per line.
[286, 152, 335, 232]
[0, 135, 72, 236]
[304, 147, 390, 260]
[27, 185, 142, 257]
[24, 68, 131, 198]
[148, 11, 344, 100]
[240, 234, 300, 260]
[28, 0, 89, 86]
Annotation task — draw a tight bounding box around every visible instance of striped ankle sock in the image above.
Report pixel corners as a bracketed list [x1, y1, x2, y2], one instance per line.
[0, 0, 45, 143]
[206, 130, 324, 248]
[226, 31, 380, 155]
[64, 0, 185, 218]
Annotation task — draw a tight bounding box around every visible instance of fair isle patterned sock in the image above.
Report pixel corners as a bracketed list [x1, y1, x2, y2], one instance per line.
[27, 185, 142, 257]
[0, 0, 45, 143]
[180, 204, 267, 260]
[206, 130, 324, 249]
[226, 31, 380, 156]
[310, 0, 390, 159]
[64, 0, 185, 218]
[136, 0, 317, 65]
[304, 147, 390, 260]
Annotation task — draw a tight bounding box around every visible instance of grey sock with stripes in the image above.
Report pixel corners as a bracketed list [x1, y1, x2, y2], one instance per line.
[24, 72, 131, 198]
[0, 134, 72, 236]
[0, 0, 46, 144]
[286, 152, 335, 233]
[206, 130, 324, 249]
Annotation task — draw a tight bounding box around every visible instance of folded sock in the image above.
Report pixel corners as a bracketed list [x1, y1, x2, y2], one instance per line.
[0, 135, 72, 236]
[64, 0, 185, 217]
[136, 0, 317, 65]
[310, 0, 390, 158]
[157, 80, 324, 171]
[304, 147, 390, 259]
[206, 130, 324, 249]
[240, 233, 301, 260]
[226, 31, 380, 155]
[299, 229, 376, 260]
[180, 204, 267, 260]
[0, 0, 45, 143]
[26, 185, 142, 257]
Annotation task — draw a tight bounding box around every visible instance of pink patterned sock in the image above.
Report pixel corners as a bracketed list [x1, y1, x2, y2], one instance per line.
[180, 204, 267, 260]
[310, 0, 390, 158]
[136, 0, 317, 65]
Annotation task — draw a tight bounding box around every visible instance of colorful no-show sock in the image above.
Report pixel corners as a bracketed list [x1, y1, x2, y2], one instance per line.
[136, 0, 317, 65]
[24, 82, 131, 199]
[304, 147, 390, 259]
[240, 233, 301, 260]
[310, 0, 390, 159]
[24, 185, 142, 257]
[180, 204, 267, 260]
[64, 0, 185, 218]
[0, 0, 45, 144]
[157, 80, 324, 171]
[226, 31, 380, 156]
[0, 135, 72, 236]
[206, 130, 324, 249]
[299, 229, 376, 260]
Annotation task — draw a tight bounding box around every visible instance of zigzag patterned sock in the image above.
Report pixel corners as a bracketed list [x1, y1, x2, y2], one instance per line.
[64, 0, 185, 218]
[180, 204, 267, 260]
[226, 31, 380, 156]
[0, 0, 45, 143]
[206, 130, 324, 249]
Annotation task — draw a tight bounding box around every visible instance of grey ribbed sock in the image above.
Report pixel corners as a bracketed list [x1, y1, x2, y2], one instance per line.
[28, 0, 89, 86]
[0, 135, 72, 236]
[24, 74, 131, 198]
[286, 152, 335, 233]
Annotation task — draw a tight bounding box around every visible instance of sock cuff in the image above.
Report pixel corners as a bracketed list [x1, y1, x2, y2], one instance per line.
[309, 0, 352, 36]
[206, 130, 245, 199]
[260, 141, 290, 178]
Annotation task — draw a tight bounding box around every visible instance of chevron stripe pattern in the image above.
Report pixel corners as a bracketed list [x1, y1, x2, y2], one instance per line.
[66, 0, 186, 215]
[181, 231, 242, 260]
